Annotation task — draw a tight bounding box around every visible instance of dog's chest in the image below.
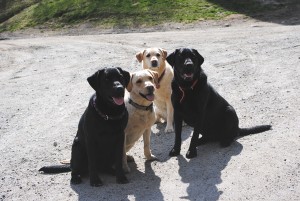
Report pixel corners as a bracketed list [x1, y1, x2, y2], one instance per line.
[174, 90, 199, 124]
[125, 107, 155, 134]
[131, 110, 154, 125]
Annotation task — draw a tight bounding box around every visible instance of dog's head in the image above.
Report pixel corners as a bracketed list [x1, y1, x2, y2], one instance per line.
[87, 67, 130, 105]
[167, 48, 204, 82]
[126, 69, 159, 102]
[136, 48, 167, 70]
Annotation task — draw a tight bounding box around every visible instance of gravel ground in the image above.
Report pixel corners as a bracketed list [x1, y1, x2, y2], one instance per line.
[0, 18, 300, 201]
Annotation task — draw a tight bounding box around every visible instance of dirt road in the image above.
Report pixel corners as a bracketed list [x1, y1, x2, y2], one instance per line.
[0, 20, 299, 201]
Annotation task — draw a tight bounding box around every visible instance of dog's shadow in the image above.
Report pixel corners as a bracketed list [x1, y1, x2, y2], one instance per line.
[153, 123, 243, 201]
[70, 160, 163, 201]
[177, 142, 243, 200]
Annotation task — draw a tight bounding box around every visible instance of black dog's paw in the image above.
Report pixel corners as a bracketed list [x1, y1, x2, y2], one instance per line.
[186, 149, 197, 159]
[169, 148, 180, 157]
[127, 155, 135, 162]
[220, 139, 233, 148]
[116, 175, 129, 184]
[90, 177, 103, 187]
[71, 175, 82, 185]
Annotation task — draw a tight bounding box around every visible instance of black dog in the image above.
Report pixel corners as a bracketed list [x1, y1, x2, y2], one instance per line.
[39, 67, 130, 186]
[167, 48, 271, 159]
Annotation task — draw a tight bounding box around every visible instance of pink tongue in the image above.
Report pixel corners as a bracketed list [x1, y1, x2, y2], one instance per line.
[146, 94, 155, 101]
[112, 97, 124, 105]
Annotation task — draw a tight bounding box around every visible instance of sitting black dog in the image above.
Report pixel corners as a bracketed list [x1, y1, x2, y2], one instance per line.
[167, 48, 271, 159]
[39, 67, 130, 186]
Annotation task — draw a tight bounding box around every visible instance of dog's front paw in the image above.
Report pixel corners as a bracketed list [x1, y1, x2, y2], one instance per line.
[71, 174, 82, 185]
[127, 155, 135, 162]
[186, 149, 197, 159]
[123, 164, 131, 173]
[116, 175, 129, 184]
[164, 126, 174, 133]
[90, 176, 103, 187]
[169, 148, 180, 157]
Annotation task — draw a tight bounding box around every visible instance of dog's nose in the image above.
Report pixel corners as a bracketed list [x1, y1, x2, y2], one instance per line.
[151, 60, 158, 67]
[116, 85, 124, 92]
[146, 85, 154, 93]
[114, 82, 124, 92]
[184, 58, 193, 66]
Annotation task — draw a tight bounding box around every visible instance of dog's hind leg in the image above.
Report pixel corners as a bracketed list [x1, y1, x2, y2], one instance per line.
[197, 136, 209, 146]
[219, 106, 239, 148]
[70, 135, 88, 185]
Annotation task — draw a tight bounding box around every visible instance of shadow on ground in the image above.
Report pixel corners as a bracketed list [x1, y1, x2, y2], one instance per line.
[69, 123, 243, 200]
[177, 142, 243, 201]
[208, 0, 300, 25]
[70, 161, 163, 201]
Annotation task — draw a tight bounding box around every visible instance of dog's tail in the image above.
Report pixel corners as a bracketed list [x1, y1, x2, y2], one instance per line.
[39, 164, 71, 174]
[239, 125, 272, 137]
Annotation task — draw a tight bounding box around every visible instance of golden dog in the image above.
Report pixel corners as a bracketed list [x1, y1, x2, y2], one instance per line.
[123, 69, 159, 172]
[136, 48, 174, 133]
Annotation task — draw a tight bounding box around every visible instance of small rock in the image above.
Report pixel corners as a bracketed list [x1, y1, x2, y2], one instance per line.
[53, 142, 58, 147]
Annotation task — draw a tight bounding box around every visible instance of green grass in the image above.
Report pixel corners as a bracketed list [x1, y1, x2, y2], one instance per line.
[0, 0, 288, 32]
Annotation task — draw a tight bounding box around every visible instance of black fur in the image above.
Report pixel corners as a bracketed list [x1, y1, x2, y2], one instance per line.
[39, 67, 131, 186]
[167, 48, 271, 159]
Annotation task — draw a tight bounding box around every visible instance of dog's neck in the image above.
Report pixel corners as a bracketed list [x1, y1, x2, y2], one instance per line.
[158, 69, 166, 84]
[174, 70, 207, 104]
[129, 92, 153, 110]
[128, 98, 153, 111]
[156, 62, 167, 78]
[93, 94, 126, 120]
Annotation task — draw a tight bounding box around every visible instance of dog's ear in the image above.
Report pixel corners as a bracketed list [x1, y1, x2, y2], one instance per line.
[160, 48, 168, 60]
[136, 50, 144, 63]
[147, 69, 160, 89]
[126, 73, 134, 92]
[87, 69, 104, 91]
[166, 49, 179, 67]
[116, 67, 131, 87]
[192, 49, 204, 66]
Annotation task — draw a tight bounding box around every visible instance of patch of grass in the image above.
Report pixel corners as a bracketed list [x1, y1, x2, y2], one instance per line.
[0, 0, 41, 23]
[0, 0, 292, 32]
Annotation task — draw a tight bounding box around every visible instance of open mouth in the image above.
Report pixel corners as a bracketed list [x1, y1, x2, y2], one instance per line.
[182, 73, 194, 80]
[112, 97, 124, 105]
[139, 92, 155, 101]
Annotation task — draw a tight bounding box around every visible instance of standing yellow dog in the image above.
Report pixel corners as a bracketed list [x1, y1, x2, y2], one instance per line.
[136, 48, 174, 133]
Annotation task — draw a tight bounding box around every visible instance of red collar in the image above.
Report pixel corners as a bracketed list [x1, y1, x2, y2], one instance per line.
[178, 79, 198, 103]
[156, 69, 166, 89]
[158, 69, 166, 83]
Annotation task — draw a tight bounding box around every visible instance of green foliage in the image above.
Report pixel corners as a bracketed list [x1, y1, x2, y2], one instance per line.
[0, 0, 290, 32]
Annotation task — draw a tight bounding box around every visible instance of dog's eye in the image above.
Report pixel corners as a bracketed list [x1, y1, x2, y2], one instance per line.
[136, 79, 142, 84]
[146, 54, 150, 58]
[148, 76, 153, 81]
[156, 53, 160, 57]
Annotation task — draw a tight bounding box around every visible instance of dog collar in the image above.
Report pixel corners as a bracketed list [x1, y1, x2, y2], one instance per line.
[92, 96, 126, 120]
[128, 98, 153, 111]
[178, 79, 198, 103]
[158, 69, 166, 83]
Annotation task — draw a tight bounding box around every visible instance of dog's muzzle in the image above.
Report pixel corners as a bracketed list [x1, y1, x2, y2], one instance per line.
[151, 60, 158, 67]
